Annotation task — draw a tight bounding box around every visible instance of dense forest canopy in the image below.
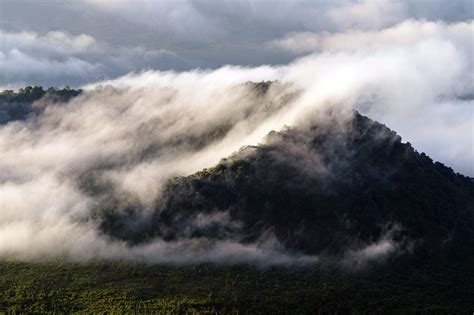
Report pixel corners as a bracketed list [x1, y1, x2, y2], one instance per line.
[96, 110, 474, 267]
[2, 0, 474, 312]
[0, 86, 82, 124]
[1, 85, 472, 268]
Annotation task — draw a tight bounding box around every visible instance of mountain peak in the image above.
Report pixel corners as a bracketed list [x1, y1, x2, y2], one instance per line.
[99, 112, 474, 263]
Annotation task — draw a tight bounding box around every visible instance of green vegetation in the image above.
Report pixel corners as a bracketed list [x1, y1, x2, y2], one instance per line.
[1, 257, 473, 313]
[0, 86, 82, 124]
[1, 87, 472, 313]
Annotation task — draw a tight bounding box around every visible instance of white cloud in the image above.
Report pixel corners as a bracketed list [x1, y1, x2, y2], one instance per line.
[0, 29, 186, 87]
[269, 20, 474, 54]
[328, 0, 408, 30]
[1, 0, 473, 85]
[268, 32, 322, 55]
[0, 24, 472, 262]
[0, 0, 473, 264]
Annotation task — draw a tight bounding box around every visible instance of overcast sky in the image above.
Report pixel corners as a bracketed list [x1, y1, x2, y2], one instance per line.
[1, 0, 473, 87]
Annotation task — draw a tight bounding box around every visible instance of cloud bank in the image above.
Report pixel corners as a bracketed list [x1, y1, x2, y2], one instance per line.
[0, 1, 472, 265]
[0, 29, 186, 88]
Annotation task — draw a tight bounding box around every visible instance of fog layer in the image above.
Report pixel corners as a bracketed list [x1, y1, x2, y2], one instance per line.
[0, 19, 472, 265]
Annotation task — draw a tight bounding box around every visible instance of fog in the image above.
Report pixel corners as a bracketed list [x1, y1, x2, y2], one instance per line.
[0, 18, 472, 265]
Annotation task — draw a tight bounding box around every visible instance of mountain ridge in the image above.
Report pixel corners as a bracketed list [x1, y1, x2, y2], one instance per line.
[99, 110, 474, 264]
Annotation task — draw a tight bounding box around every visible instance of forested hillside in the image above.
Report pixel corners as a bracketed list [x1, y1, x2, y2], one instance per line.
[1, 86, 473, 312]
[99, 111, 474, 266]
[0, 86, 81, 124]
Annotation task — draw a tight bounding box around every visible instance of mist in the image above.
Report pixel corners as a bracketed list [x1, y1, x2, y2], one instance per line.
[0, 19, 472, 265]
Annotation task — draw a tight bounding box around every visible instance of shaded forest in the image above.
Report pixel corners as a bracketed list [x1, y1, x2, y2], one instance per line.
[0, 86, 82, 124]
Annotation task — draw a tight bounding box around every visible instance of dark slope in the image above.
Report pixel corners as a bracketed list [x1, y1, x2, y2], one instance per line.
[100, 111, 474, 260]
[0, 86, 81, 124]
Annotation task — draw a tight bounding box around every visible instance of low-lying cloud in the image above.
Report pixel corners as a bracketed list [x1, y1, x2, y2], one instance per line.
[0, 17, 472, 265]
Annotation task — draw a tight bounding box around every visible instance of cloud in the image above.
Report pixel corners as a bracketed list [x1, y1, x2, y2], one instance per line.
[340, 224, 409, 269]
[327, 0, 408, 30]
[1, 0, 473, 85]
[265, 20, 473, 177]
[0, 21, 472, 263]
[0, 218, 319, 266]
[0, 29, 100, 86]
[269, 20, 474, 54]
[81, 0, 474, 35]
[81, 0, 223, 40]
[0, 29, 187, 87]
[0, 1, 473, 265]
[327, 0, 474, 31]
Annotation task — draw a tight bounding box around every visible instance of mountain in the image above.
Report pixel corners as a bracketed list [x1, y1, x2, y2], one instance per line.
[99, 110, 474, 263]
[2, 84, 472, 264]
[1, 85, 473, 312]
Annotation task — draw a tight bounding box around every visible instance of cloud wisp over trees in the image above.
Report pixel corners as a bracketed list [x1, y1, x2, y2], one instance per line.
[0, 0, 472, 266]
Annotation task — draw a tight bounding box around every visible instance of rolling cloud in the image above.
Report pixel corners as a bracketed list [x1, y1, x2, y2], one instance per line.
[0, 0, 472, 265]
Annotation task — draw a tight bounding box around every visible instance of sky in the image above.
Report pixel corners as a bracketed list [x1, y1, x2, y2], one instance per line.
[0, 0, 473, 263]
[0, 0, 472, 87]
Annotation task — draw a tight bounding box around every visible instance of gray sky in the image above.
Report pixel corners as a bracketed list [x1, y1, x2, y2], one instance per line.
[1, 0, 472, 87]
[0, 0, 472, 176]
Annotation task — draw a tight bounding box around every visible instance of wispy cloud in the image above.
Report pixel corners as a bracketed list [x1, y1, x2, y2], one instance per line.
[0, 0, 472, 265]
